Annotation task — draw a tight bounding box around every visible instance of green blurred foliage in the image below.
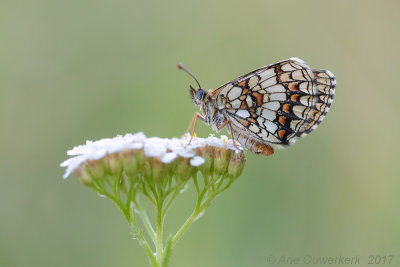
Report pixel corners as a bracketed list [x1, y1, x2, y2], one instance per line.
[1, 0, 399, 266]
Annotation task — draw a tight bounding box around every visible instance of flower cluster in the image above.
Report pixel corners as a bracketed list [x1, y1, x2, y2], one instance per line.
[61, 132, 244, 183]
[60, 133, 246, 267]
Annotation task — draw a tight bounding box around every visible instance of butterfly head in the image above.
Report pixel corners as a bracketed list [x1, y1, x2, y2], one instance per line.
[178, 62, 206, 107]
[189, 85, 206, 106]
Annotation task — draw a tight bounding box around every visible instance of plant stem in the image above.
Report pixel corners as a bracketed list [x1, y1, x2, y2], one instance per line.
[136, 232, 159, 267]
[162, 182, 186, 217]
[171, 188, 205, 247]
[156, 198, 164, 264]
[171, 182, 223, 248]
[129, 202, 159, 267]
[135, 203, 157, 245]
[171, 206, 199, 247]
[88, 170, 237, 267]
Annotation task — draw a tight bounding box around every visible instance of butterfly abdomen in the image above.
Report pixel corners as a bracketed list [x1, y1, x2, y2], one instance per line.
[231, 128, 274, 155]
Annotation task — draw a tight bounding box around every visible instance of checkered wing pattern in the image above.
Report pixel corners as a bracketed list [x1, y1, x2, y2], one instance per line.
[214, 58, 335, 147]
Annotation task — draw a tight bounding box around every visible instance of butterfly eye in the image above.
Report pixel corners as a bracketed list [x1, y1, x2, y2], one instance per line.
[196, 89, 204, 100]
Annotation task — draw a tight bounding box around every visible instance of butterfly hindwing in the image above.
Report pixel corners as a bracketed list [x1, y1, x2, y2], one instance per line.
[214, 58, 336, 147]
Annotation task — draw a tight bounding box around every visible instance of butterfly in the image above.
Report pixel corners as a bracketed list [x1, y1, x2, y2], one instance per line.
[179, 58, 336, 156]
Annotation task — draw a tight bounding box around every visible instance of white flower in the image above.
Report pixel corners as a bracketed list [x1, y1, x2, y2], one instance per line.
[190, 156, 205, 167]
[60, 132, 241, 179]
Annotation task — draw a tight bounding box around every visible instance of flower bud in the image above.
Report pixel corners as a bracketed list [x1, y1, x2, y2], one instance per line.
[149, 157, 167, 182]
[107, 152, 122, 176]
[213, 147, 234, 175]
[74, 166, 93, 185]
[122, 149, 145, 180]
[175, 156, 193, 180]
[85, 159, 107, 180]
[195, 145, 214, 177]
[227, 152, 246, 179]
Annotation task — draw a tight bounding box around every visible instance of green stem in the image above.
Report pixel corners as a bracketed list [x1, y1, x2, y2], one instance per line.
[142, 183, 157, 206]
[199, 192, 217, 211]
[126, 182, 135, 210]
[86, 165, 240, 267]
[193, 175, 200, 194]
[161, 236, 173, 267]
[129, 202, 159, 267]
[162, 182, 186, 217]
[217, 180, 234, 194]
[91, 181, 160, 267]
[113, 173, 122, 199]
[171, 206, 199, 247]
[135, 202, 157, 244]
[98, 186, 130, 221]
[148, 184, 159, 204]
[156, 198, 164, 264]
[171, 184, 222, 247]
[171, 188, 204, 247]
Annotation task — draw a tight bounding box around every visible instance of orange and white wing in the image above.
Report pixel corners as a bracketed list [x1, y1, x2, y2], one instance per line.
[214, 58, 336, 147]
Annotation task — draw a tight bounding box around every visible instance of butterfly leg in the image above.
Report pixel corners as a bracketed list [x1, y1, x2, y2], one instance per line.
[185, 114, 196, 135]
[218, 120, 240, 149]
[185, 112, 204, 134]
[227, 120, 240, 150]
[217, 120, 229, 129]
[186, 112, 205, 145]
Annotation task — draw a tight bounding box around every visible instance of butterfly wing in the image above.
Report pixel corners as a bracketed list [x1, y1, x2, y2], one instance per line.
[214, 58, 336, 147]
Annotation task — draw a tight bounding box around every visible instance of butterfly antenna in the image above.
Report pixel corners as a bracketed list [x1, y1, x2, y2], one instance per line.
[177, 62, 202, 88]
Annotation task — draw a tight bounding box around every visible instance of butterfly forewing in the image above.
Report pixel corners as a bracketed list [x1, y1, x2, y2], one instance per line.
[214, 58, 335, 147]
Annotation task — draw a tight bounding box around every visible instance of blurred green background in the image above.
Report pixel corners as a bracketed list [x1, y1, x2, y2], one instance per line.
[1, 0, 400, 266]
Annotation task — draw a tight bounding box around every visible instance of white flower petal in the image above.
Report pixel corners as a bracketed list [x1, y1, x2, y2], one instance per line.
[144, 140, 167, 157]
[62, 155, 88, 179]
[190, 156, 205, 167]
[161, 152, 177, 164]
[176, 148, 195, 158]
